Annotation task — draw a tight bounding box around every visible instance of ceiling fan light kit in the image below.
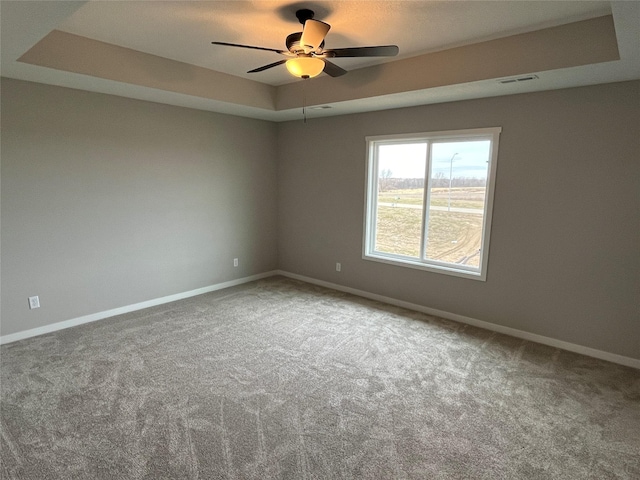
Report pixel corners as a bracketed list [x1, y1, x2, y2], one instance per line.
[212, 8, 399, 80]
[285, 56, 325, 78]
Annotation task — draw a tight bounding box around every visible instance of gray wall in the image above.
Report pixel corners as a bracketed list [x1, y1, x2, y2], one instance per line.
[2, 78, 638, 360]
[277, 81, 640, 359]
[1, 78, 278, 336]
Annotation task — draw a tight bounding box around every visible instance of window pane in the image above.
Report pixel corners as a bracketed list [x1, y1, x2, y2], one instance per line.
[374, 143, 427, 258]
[425, 141, 491, 268]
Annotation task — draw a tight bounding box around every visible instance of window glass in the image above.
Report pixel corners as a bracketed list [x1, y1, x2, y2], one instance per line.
[425, 140, 490, 268]
[364, 128, 500, 280]
[375, 143, 426, 258]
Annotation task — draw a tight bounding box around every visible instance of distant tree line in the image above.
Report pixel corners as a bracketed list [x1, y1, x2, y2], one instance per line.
[430, 172, 487, 188]
[379, 171, 486, 191]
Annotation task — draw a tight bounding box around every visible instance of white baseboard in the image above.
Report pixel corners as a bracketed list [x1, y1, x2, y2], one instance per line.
[275, 270, 640, 370]
[0, 271, 278, 346]
[3, 269, 638, 370]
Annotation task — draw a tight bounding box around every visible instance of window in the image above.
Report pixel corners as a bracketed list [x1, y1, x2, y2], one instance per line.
[363, 127, 501, 280]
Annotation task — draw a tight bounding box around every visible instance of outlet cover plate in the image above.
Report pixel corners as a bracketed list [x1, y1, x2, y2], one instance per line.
[28, 296, 40, 309]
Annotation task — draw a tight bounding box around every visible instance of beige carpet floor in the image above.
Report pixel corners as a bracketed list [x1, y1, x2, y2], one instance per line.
[1, 276, 639, 479]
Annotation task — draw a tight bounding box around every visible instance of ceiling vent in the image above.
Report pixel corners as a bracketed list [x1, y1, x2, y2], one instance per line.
[498, 74, 539, 84]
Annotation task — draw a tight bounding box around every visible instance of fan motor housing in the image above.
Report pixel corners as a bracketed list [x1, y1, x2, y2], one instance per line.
[286, 32, 324, 54]
[286, 32, 303, 52]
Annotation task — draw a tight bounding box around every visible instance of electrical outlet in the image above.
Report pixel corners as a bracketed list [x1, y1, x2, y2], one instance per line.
[336, 262, 341, 272]
[28, 296, 40, 309]
[233, 258, 239, 267]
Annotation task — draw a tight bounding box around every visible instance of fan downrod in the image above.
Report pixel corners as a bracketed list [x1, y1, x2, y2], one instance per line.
[295, 9, 315, 24]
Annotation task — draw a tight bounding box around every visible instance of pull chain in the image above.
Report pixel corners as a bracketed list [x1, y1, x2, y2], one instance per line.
[302, 75, 309, 124]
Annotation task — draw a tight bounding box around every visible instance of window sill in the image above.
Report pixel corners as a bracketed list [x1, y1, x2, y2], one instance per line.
[363, 252, 487, 281]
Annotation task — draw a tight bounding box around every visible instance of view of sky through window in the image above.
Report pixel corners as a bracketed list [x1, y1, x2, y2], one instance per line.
[378, 141, 491, 180]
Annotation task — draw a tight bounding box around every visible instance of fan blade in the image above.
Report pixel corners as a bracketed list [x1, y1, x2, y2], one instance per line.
[212, 41, 286, 55]
[247, 59, 287, 73]
[301, 19, 330, 50]
[324, 45, 399, 58]
[321, 60, 347, 77]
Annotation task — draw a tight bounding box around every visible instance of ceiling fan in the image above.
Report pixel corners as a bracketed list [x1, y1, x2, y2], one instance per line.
[212, 9, 399, 79]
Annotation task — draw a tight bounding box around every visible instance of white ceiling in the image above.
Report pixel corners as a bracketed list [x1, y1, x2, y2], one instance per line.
[1, 1, 639, 121]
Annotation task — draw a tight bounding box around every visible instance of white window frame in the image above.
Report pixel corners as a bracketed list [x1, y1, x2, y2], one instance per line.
[363, 127, 501, 281]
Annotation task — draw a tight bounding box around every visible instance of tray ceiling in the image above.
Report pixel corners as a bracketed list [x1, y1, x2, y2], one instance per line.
[2, 1, 639, 121]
